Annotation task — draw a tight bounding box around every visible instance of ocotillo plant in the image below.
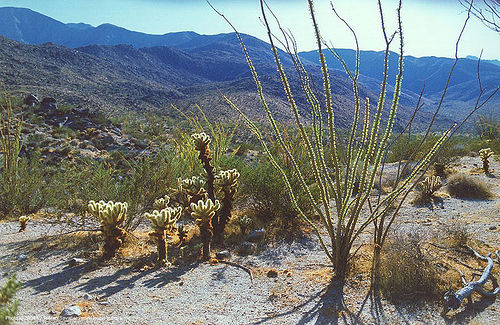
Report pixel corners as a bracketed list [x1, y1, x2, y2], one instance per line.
[213, 169, 240, 244]
[191, 198, 220, 260]
[146, 206, 182, 266]
[212, 0, 455, 280]
[18, 216, 30, 232]
[479, 148, 494, 173]
[88, 200, 128, 259]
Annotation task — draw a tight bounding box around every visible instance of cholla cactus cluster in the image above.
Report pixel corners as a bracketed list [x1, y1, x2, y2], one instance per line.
[88, 200, 128, 258]
[146, 206, 182, 266]
[181, 176, 206, 199]
[417, 175, 442, 197]
[191, 198, 220, 260]
[18, 216, 30, 232]
[479, 148, 494, 173]
[235, 215, 253, 235]
[214, 169, 240, 244]
[215, 169, 240, 190]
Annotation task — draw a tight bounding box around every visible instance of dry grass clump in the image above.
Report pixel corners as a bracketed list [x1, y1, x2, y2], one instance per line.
[378, 233, 441, 300]
[443, 224, 470, 249]
[446, 173, 493, 199]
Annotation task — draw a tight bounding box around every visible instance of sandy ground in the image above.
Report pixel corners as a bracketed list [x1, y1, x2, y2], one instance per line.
[1, 156, 499, 325]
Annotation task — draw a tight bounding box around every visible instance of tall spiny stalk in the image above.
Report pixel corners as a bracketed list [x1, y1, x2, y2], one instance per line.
[211, 0, 456, 281]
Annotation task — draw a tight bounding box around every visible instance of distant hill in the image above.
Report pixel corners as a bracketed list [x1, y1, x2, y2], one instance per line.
[0, 6, 491, 129]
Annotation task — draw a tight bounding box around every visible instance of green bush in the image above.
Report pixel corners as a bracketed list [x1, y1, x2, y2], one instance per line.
[0, 275, 20, 325]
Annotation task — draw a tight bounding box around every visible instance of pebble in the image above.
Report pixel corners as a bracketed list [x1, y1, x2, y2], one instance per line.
[83, 293, 93, 300]
[247, 229, 265, 243]
[237, 242, 257, 256]
[489, 226, 497, 230]
[60, 305, 81, 317]
[17, 254, 28, 261]
[216, 250, 231, 260]
[267, 270, 278, 278]
[68, 258, 85, 267]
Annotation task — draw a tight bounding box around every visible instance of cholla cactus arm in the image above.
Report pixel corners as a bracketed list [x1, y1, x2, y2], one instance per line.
[153, 195, 170, 210]
[181, 176, 206, 195]
[190, 198, 220, 260]
[191, 132, 211, 151]
[146, 207, 182, 232]
[215, 169, 240, 190]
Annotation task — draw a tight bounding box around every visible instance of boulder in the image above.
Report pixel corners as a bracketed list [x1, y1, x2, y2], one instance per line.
[247, 229, 265, 243]
[216, 250, 231, 260]
[236, 242, 257, 256]
[40, 97, 57, 112]
[60, 305, 81, 317]
[23, 94, 39, 106]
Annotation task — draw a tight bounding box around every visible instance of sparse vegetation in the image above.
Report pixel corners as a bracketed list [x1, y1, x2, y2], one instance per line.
[446, 173, 493, 199]
[17, 216, 29, 232]
[378, 233, 441, 300]
[0, 275, 20, 325]
[413, 175, 443, 205]
[479, 147, 494, 173]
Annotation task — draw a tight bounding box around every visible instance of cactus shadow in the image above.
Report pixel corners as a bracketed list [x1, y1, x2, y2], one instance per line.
[143, 263, 198, 288]
[442, 297, 497, 324]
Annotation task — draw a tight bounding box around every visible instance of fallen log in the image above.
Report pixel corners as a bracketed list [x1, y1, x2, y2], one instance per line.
[443, 247, 500, 314]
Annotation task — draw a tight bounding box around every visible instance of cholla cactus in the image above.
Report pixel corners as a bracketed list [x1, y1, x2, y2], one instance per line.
[0, 274, 20, 324]
[479, 148, 494, 173]
[417, 175, 442, 197]
[153, 195, 170, 210]
[18, 216, 30, 232]
[213, 169, 240, 244]
[191, 198, 220, 260]
[191, 132, 211, 151]
[191, 133, 216, 206]
[181, 176, 206, 200]
[146, 207, 182, 266]
[235, 215, 253, 235]
[88, 200, 128, 258]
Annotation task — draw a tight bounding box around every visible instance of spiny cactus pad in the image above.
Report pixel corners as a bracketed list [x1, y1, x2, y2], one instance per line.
[215, 169, 240, 189]
[190, 198, 220, 223]
[88, 200, 128, 227]
[191, 132, 211, 150]
[146, 207, 182, 231]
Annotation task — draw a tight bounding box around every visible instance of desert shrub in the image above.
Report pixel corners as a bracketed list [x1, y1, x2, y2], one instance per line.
[443, 224, 470, 249]
[446, 173, 492, 199]
[474, 114, 499, 141]
[0, 275, 20, 325]
[378, 233, 441, 300]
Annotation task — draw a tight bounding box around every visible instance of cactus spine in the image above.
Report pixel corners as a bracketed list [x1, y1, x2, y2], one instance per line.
[213, 169, 240, 244]
[190, 198, 220, 260]
[479, 148, 494, 173]
[18, 216, 30, 232]
[146, 206, 182, 266]
[88, 200, 128, 259]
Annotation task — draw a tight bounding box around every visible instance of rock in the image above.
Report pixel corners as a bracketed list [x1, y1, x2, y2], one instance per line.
[216, 250, 231, 260]
[40, 97, 57, 112]
[247, 229, 265, 243]
[23, 94, 39, 106]
[489, 226, 497, 230]
[68, 258, 85, 267]
[97, 301, 109, 306]
[236, 242, 257, 256]
[267, 270, 278, 278]
[17, 254, 28, 262]
[60, 305, 81, 317]
[83, 293, 93, 300]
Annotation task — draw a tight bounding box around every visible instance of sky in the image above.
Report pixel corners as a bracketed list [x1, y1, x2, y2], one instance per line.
[0, 0, 498, 59]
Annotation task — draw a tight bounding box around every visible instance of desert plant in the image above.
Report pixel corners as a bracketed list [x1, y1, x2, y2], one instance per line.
[213, 169, 240, 244]
[479, 147, 494, 173]
[146, 205, 182, 266]
[474, 114, 499, 140]
[181, 176, 207, 203]
[446, 173, 492, 199]
[213, 0, 454, 280]
[378, 233, 440, 300]
[18, 216, 29, 232]
[88, 200, 128, 258]
[192, 133, 216, 201]
[153, 195, 171, 210]
[190, 198, 220, 260]
[0, 97, 23, 216]
[0, 275, 20, 325]
[413, 175, 442, 205]
[235, 215, 253, 236]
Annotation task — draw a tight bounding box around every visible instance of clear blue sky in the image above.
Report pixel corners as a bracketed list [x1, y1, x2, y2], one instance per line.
[0, 0, 498, 59]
